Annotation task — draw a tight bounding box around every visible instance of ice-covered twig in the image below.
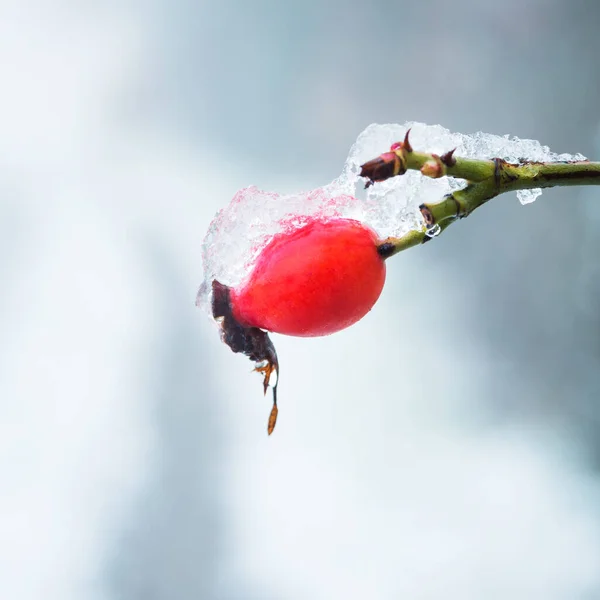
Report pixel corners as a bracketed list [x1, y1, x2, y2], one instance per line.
[361, 130, 600, 259]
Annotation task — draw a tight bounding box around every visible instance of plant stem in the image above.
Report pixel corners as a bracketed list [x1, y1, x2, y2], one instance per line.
[360, 131, 600, 259]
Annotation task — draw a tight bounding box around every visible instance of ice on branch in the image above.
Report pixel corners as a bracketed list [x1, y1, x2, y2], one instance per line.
[197, 122, 586, 312]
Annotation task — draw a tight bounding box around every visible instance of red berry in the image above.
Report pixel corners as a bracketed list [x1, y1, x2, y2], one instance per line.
[230, 218, 386, 337]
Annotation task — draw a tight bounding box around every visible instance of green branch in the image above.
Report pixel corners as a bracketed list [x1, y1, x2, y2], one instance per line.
[362, 130, 600, 259]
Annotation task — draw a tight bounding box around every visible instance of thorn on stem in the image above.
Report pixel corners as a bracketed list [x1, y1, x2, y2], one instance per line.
[403, 128, 413, 152]
[440, 148, 456, 167]
[390, 130, 413, 153]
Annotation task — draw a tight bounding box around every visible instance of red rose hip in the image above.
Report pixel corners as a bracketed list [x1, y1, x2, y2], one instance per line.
[230, 218, 386, 337]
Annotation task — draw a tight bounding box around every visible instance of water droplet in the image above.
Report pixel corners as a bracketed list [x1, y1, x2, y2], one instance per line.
[426, 223, 442, 238]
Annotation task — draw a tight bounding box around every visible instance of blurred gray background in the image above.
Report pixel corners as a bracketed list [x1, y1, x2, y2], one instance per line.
[2, 0, 600, 598]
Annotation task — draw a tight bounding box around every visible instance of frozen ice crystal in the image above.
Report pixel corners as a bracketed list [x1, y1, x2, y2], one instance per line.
[197, 122, 586, 312]
[516, 188, 543, 205]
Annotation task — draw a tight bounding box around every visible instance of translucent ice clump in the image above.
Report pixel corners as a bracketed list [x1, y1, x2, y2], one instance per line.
[517, 188, 543, 205]
[197, 121, 586, 312]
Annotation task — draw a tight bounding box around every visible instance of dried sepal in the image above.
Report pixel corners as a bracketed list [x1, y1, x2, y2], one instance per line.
[267, 400, 278, 436]
[212, 279, 280, 435]
[255, 360, 277, 395]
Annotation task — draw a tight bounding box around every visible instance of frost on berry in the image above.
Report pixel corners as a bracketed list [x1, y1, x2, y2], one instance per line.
[197, 122, 585, 434]
[197, 121, 585, 314]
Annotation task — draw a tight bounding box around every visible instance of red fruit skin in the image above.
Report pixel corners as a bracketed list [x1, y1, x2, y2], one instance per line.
[231, 218, 386, 337]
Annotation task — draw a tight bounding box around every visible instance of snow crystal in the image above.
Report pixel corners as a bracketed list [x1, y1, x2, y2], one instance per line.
[197, 122, 586, 312]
